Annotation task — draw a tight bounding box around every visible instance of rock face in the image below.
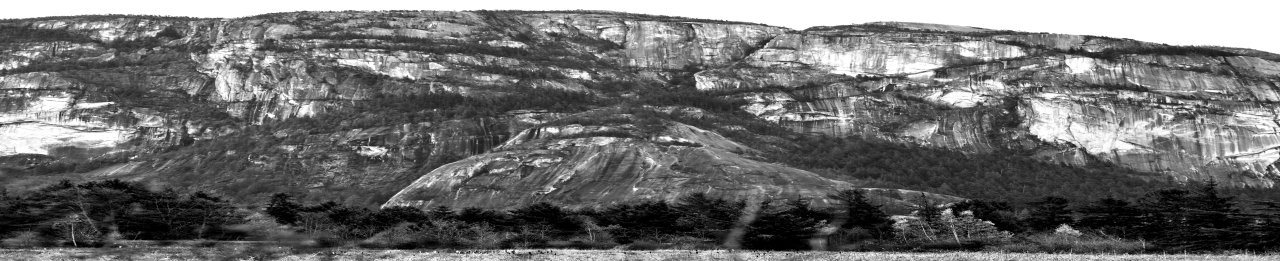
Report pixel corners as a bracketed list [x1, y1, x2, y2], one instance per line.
[748, 33, 1027, 76]
[0, 11, 811, 207]
[382, 111, 961, 209]
[113, 117, 523, 206]
[513, 12, 787, 69]
[697, 23, 1280, 187]
[3, 11, 1280, 208]
[1, 11, 790, 158]
[383, 116, 848, 209]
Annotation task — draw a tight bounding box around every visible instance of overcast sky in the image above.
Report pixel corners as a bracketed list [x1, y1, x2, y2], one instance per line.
[3, 0, 1275, 54]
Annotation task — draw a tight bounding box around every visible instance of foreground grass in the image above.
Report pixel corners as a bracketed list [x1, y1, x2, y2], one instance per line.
[0, 248, 1276, 261]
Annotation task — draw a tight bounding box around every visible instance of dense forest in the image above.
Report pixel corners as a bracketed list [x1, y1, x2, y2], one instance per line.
[2, 180, 1278, 253]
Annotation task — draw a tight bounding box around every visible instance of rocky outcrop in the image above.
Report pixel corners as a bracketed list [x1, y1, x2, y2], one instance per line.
[514, 12, 788, 69]
[0, 11, 786, 159]
[383, 114, 955, 209]
[748, 33, 1027, 76]
[5, 11, 1280, 208]
[697, 23, 1280, 186]
[1021, 94, 1280, 186]
[95, 116, 527, 206]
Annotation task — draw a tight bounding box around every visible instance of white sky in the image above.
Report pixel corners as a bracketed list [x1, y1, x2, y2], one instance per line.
[3, 0, 1276, 54]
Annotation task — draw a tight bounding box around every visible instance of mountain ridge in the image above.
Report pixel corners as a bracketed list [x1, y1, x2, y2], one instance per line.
[2, 10, 1279, 209]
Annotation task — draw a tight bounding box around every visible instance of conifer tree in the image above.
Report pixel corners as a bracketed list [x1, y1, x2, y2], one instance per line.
[1187, 181, 1237, 229]
[743, 199, 828, 250]
[941, 209, 1011, 243]
[827, 189, 892, 237]
[1076, 197, 1142, 237]
[1025, 196, 1072, 231]
[673, 193, 743, 239]
[428, 205, 455, 220]
[265, 193, 302, 225]
[951, 200, 1023, 232]
[1136, 189, 1191, 239]
[911, 193, 943, 223]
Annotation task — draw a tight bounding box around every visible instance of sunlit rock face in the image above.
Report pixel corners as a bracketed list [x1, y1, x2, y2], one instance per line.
[383, 116, 957, 209]
[0, 89, 128, 156]
[0, 11, 812, 206]
[748, 32, 1027, 76]
[112, 117, 525, 206]
[0, 42, 107, 70]
[0, 11, 785, 159]
[5, 11, 1280, 207]
[0, 67, 208, 157]
[1022, 94, 1280, 187]
[697, 22, 1280, 186]
[513, 13, 788, 69]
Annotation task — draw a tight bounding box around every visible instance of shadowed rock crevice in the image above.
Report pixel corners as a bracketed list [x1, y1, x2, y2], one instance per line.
[3, 11, 1280, 208]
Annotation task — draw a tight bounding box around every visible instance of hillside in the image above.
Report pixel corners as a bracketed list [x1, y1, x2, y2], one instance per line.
[2, 10, 1279, 208]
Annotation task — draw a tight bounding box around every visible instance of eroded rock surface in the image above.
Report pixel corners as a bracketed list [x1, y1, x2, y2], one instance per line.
[384, 115, 954, 209]
[698, 23, 1280, 186]
[4, 11, 1280, 208]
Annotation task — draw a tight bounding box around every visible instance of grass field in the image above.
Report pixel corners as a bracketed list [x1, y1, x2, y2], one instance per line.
[0, 248, 1276, 261]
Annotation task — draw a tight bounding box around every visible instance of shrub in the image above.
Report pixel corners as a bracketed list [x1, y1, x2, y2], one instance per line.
[987, 233, 1150, 254]
[894, 209, 1012, 244]
[546, 238, 616, 249]
[360, 220, 508, 249]
[917, 240, 986, 251]
[300, 233, 347, 248]
[227, 213, 303, 242]
[625, 240, 664, 250]
[359, 223, 430, 249]
[500, 233, 550, 249]
[657, 235, 721, 250]
[835, 239, 913, 252]
[1053, 224, 1082, 237]
[1, 231, 52, 248]
[509, 203, 582, 238]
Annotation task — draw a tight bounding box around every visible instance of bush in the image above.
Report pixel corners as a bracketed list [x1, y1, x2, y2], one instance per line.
[227, 213, 305, 243]
[359, 223, 426, 249]
[987, 233, 1150, 254]
[625, 240, 664, 250]
[545, 239, 616, 249]
[360, 220, 508, 249]
[893, 208, 1012, 245]
[1053, 224, 1082, 237]
[827, 228, 880, 248]
[1, 231, 53, 248]
[500, 233, 550, 249]
[656, 235, 721, 250]
[835, 239, 913, 252]
[299, 233, 347, 248]
[917, 240, 986, 251]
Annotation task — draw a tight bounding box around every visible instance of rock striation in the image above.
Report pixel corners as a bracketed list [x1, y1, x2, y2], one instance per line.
[698, 23, 1280, 186]
[383, 111, 959, 209]
[2, 11, 1279, 208]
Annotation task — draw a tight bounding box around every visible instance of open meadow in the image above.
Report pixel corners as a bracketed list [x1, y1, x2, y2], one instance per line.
[0, 248, 1275, 261]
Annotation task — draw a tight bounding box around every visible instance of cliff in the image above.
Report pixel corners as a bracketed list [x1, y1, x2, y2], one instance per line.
[2, 11, 1277, 208]
[697, 23, 1280, 187]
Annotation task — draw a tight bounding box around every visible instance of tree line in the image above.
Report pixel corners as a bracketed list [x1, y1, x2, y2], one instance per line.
[3, 180, 1279, 252]
[0, 180, 245, 247]
[776, 135, 1280, 204]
